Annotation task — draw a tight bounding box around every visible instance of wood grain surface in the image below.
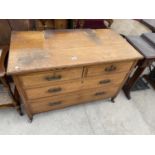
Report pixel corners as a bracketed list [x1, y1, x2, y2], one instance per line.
[29, 86, 118, 114]
[7, 29, 143, 75]
[19, 67, 83, 88]
[23, 72, 127, 100]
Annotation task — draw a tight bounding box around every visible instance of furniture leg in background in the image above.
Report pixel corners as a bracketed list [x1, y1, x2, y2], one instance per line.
[14, 86, 23, 115]
[123, 59, 148, 99]
[123, 33, 155, 99]
[0, 46, 23, 115]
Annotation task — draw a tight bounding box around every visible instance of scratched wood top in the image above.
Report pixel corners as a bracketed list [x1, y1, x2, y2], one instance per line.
[7, 29, 142, 75]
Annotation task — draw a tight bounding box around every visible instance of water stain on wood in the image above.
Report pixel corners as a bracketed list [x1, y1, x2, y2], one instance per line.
[84, 29, 102, 45]
[17, 48, 49, 65]
[44, 29, 87, 39]
[44, 30, 54, 39]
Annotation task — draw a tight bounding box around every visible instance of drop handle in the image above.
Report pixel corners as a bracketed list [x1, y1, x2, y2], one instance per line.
[105, 65, 116, 72]
[44, 75, 62, 81]
[99, 79, 111, 84]
[95, 92, 106, 96]
[48, 101, 62, 106]
[47, 87, 62, 93]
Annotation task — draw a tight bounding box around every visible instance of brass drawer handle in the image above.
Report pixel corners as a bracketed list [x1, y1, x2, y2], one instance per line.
[95, 92, 106, 96]
[47, 88, 62, 93]
[44, 75, 62, 81]
[48, 101, 62, 106]
[99, 79, 111, 84]
[105, 65, 116, 72]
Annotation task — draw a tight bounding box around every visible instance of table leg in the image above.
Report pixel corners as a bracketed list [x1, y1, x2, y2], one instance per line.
[123, 63, 147, 99]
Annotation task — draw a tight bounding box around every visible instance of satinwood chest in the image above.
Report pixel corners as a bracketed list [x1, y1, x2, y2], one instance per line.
[7, 29, 142, 121]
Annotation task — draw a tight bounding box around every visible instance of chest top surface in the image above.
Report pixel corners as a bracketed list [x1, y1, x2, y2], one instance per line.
[7, 29, 142, 74]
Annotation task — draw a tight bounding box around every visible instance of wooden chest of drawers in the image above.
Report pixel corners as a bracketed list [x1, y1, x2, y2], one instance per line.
[7, 29, 142, 121]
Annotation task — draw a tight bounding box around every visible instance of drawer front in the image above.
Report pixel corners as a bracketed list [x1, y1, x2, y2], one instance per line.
[87, 61, 133, 77]
[24, 72, 126, 100]
[19, 67, 83, 88]
[25, 80, 82, 100]
[84, 72, 127, 88]
[30, 87, 118, 114]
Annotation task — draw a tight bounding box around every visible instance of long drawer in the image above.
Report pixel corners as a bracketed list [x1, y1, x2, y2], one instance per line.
[30, 86, 118, 114]
[86, 61, 133, 77]
[19, 67, 83, 88]
[24, 72, 127, 100]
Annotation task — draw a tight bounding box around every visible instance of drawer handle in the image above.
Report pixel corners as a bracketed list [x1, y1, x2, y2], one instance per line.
[105, 65, 116, 72]
[48, 101, 62, 106]
[95, 92, 106, 96]
[99, 79, 111, 84]
[47, 88, 62, 93]
[44, 75, 62, 81]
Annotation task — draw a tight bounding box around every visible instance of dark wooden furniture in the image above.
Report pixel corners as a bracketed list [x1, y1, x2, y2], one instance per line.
[141, 19, 155, 32]
[0, 46, 22, 115]
[0, 19, 113, 46]
[35, 20, 68, 30]
[0, 19, 35, 46]
[71, 19, 113, 29]
[7, 29, 142, 121]
[0, 19, 69, 46]
[123, 33, 155, 99]
[8, 20, 34, 30]
[0, 20, 11, 46]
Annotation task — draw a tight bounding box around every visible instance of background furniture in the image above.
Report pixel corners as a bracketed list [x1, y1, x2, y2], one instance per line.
[7, 29, 142, 121]
[35, 19, 68, 30]
[0, 19, 112, 46]
[141, 19, 155, 32]
[123, 33, 155, 99]
[0, 46, 22, 115]
[71, 19, 113, 29]
[8, 19, 34, 30]
[0, 19, 69, 46]
[0, 19, 34, 46]
[0, 20, 11, 46]
[110, 19, 151, 36]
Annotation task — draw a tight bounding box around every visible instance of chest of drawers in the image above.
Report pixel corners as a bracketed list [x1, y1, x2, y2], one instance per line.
[7, 29, 142, 121]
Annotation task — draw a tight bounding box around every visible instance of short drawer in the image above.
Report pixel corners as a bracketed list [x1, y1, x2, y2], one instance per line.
[19, 67, 83, 88]
[86, 61, 133, 77]
[30, 87, 118, 114]
[24, 72, 126, 100]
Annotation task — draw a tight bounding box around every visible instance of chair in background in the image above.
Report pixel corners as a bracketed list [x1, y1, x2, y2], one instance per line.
[0, 46, 23, 115]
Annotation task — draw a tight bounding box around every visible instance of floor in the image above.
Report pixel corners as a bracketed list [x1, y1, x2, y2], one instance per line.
[0, 86, 155, 134]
